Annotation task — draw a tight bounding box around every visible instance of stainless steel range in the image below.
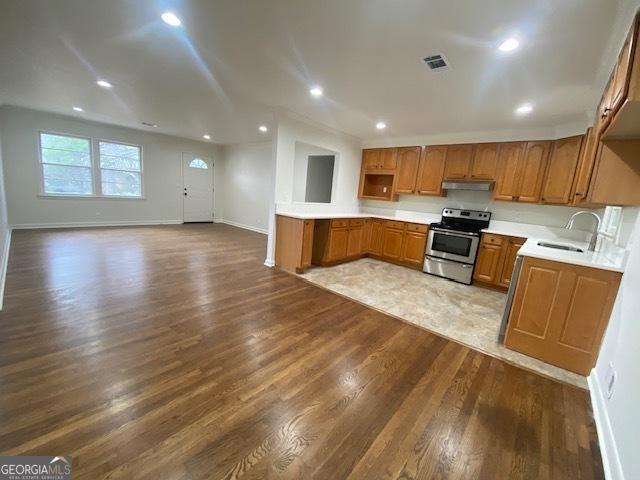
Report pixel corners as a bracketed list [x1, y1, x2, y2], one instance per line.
[423, 208, 491, 284]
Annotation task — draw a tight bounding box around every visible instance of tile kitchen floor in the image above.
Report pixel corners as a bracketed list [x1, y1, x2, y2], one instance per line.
[300, 258, 587, 388]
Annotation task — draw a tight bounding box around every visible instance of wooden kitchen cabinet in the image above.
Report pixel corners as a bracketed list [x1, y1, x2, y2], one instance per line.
[474, 233, 526, 289]
[382, 222, 405, 260]
[363, 149, 382, 170]
[346, 221, 364, 257]
[380, 148, 398, 170]
[365, 219, 384, 255]
[494, 142, 526, 201]
[361, 148, 397, 171]
[415, 145, 447, 195]
[275, 215, 315, 274]
[312, 219, 366, 266]
[473, 242, 504, 284]
[498, 237, 526, 287]
[602, 13, 639, 138]
[443, 144, 474, 179]
[504, 256, 621, 375]
[517, 141, 551, 203]
[394, 146, 422, 194]
[540, 135, 583, 204]
[469, 143, 499, 180]
[327, 227, 349, 261]
[571, 128, 599, 206]
[400, 224, 428, 267]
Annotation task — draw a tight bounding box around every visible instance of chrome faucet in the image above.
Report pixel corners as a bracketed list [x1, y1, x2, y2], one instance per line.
[564, 211, 602, 252]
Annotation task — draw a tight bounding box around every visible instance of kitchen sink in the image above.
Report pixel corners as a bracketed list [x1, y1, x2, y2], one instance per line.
[537, 241, 584, 253]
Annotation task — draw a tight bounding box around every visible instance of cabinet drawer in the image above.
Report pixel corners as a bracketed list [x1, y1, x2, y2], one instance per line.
[349, 219, 365, 227]
[385, 220, 405, 230]
[482, 233, 505, 246]
[331, 219, 349, 228]
[406, 223, 428, 233]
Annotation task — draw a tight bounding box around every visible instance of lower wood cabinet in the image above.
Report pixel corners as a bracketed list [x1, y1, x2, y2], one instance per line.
[382, 223, 404, 259]
[312, 219, 367, 265]
[473, 233, 526, 288]
[327, 227, 349, 262]
[401, 231, 427, 267]
[275, 215, 315, 273]
[504, 256, 621, 375]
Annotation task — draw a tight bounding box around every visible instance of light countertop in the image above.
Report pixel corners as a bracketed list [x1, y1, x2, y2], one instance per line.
[275, 206, 628, 272]
[517, 238, 627, 273]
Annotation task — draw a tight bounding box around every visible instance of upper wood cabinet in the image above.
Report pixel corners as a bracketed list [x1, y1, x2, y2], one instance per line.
[380, 148, 398, 170]
[540, 135, 583, 204]
[601, 12, 640, 138]
[517, 141, 551, 203]
[504, 256, 621, 375]
[394, 146, 422, 194]
[443, 144, 474, 179]
[363, 149, 382, 170]
[416, 145, 447, 196]
[469, 143, 499, 180]
[571, 128, 599, 206]
[362, 148, 397, 171]
[494, 142, 526, 201]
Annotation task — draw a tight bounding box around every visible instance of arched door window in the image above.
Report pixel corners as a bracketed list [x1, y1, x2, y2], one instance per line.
[189, 158, 208, 169]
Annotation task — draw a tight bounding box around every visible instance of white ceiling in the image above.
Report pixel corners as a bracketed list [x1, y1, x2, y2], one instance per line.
[0, 0, 624, 144]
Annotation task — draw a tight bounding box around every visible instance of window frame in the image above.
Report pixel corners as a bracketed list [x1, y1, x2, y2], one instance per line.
[37, 130, 145, 200]
[96, 138, 144, 199]
[38, 131, 95, 197]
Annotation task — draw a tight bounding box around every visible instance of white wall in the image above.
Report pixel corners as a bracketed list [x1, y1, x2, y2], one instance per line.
[218, 142, 271, 234]
[292, 142, 338, 203]
[362, 193, 609, 233]
[591, 211, 640, 480]
[274, 115, 362, 211]
[266, 114, 363, 263]
[0, 106, 222, 227]
[0, 123, 10, 309]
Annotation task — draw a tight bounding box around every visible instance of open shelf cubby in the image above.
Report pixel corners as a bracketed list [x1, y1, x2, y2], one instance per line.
[361, 173, 395, 200]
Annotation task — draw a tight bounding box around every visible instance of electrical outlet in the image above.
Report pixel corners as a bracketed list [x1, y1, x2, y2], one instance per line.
[606, 362, 616, 399]
[383, 187, 388, 193]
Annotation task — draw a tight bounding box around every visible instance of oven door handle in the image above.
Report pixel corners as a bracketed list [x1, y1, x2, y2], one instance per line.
[426, 256, 473, 267]
[430, 227, 479, 238]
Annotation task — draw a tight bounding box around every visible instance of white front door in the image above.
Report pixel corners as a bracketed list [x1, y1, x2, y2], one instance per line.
[182, 153, 214, 222]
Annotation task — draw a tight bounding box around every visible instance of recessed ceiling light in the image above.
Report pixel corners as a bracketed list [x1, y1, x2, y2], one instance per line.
[72, 106, 84, 112]
[310, 86, 323, 98]
[375, 121, 387, 130]
[515, 103, 533, 115]
[96, 80, 113, 89]
[203, 134, 211, 140]
[161, 12, 181, 26]
[259, 125, 268, 132]
[498, 37, 520, 52]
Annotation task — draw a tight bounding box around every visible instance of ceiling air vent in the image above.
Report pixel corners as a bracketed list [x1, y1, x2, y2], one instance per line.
[423, 54, 449, 72]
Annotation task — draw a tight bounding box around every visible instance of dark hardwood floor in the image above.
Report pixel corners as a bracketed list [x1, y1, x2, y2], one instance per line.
[0, 224, 603, 479]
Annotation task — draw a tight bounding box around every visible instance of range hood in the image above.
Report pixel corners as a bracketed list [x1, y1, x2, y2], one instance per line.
[441, 180, 494, 192]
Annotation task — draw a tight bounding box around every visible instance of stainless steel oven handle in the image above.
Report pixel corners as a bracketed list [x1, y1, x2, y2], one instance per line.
[430, 228, 478, 237]
[426, 256, 473, 268]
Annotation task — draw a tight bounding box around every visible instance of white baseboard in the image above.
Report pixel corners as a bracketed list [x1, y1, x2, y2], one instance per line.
[218, 219, 268, 235]
[588, 369, 624, 480]
[10, 220, 183, 229]
[0, 228, 11, 311]
[264, 258, 275, 267]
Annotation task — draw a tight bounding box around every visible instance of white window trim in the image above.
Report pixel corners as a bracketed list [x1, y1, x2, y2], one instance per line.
[37, 130, 146, 200]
